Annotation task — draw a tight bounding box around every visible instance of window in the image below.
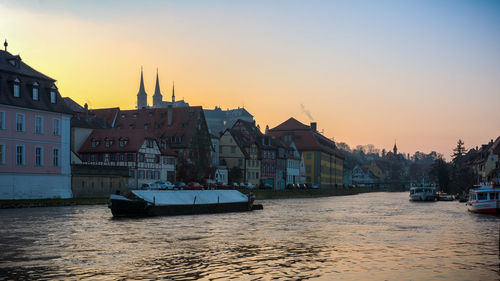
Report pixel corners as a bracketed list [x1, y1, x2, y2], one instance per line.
[50, 91, 56, 103]
[35, 116, 44, 134]
[119, 138, 128, 147]
[231, 146, 236, 153]
[105, 139, 113, 148]
[119, 154, 125, 161]
[147, 140, 154, 148]
[306, 165, 312, 173]
[0, 111, 4, 130]
[0, 144, 4, 164]
[16, 114, 25, 132]
[13, 83, 20, 97]
[238, 159, 243, 168]
[306, 153, 312, 160]
[91, 139, 99, 148]
[53, 148, 59, 167]
[53, 119, 60, 136]
[127, 153, 134, 161]
[16, 145, 24, 165]
[35, 147, 43, 166]
[477, 192, 487, 201]
[32, 86, 39, 100]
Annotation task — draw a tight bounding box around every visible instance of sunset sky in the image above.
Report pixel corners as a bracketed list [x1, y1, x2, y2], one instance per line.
[1, 0, 499, 159]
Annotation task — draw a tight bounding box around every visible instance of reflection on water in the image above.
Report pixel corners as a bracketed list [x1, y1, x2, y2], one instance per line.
[0, 192, 498, 280]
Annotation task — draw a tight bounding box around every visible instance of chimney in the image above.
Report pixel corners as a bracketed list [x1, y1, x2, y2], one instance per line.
[84, 103, 89, 120]
[167, 105, 173, 127]
[310, 122, 317, 131]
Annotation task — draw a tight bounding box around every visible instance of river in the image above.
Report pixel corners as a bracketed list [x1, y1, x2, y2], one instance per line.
[0, 192, 498, 280]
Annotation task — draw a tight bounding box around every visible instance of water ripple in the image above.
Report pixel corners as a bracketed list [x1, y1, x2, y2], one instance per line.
[0, 192, 498, 280]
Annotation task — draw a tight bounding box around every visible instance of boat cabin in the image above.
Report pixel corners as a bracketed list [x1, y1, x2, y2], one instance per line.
[469, 190, 499, 202]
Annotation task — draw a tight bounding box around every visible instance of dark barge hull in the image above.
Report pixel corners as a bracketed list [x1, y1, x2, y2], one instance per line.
[109, 198, 253, 217]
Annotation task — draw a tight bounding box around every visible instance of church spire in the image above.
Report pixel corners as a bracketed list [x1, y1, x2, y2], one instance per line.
[137, 66, 148, 109]
[393, 140, 398, 155]
[152, 68, 163, 108]
[172, 81, 175, 104]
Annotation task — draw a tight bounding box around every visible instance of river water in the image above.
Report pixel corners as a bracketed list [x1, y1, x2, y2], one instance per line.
[0, 192, 498, 280]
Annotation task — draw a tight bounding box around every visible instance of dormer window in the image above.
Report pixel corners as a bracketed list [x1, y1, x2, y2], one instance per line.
[32, 82, 39, 100]
[50, 90, 56, 104]
[121, 114, 126, 118]
[13, 78, 20, 98]
[133, 114, 137, 118]
[119, 138, 128, 147]
[105, 138, 113, 148]
[91, 139, 99, 148]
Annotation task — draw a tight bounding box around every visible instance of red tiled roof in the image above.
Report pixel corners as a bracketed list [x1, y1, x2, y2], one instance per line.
[112, 106, 204, 149]
[268, 117, 342, 158]
[89, 107, 120, 128]
[78, 128, 155, 153]
[268, 117, 310, 131]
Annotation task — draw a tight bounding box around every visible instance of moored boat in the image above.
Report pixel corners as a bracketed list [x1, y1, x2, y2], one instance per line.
[409, 185, 437, 201]
[109, 189, 255, 217]
[466, 183, 499, 214]
[437, 192, 454, 201]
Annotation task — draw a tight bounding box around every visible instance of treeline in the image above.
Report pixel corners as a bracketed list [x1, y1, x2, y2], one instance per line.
[336, 139, 478, 195]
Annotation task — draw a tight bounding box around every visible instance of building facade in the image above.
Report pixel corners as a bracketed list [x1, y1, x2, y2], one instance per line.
[89, 106, 212, 182]
[78, 129, 176, 188]
[0, 47, 73, 199]
[268, 118, 344, 188]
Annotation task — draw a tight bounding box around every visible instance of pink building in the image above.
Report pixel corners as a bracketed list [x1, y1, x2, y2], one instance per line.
[0, 45, 73, 199]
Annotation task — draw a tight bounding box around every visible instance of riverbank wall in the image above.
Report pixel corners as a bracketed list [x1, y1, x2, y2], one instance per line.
[0, 187, 373, 209]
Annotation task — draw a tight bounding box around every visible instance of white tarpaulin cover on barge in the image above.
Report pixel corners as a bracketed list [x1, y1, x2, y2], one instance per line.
[131, 190, 249, 206]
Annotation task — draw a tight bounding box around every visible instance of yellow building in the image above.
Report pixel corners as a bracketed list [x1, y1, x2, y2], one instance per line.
[269, 118, 344, 187]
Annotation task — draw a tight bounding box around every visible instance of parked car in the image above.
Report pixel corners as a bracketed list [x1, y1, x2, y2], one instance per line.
[311, 184, 319, 189]
[142, 182, 160, 189]
[242, 182, 255, 189]
[187, 182, 203, 190]
[202, 179, 217, 189]
[217, 183, 230, 189]
[260, 182, 272, 189]
[155, 181, 175, 190]
[174, 182, 187, 189]
[231, 182, 240, 188]
[298, 183, 307, 189]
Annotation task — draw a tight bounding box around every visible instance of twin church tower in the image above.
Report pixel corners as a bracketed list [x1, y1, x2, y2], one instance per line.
[136, 68, 189, 109]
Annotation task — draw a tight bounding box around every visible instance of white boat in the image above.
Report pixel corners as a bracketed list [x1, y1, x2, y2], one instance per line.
[409, 185, 437, 201]
[109, 189, 256, 217]
[466, 183, 499, 214]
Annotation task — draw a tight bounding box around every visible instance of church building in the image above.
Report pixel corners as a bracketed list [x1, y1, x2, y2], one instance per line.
[136, 68, 189, 109]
